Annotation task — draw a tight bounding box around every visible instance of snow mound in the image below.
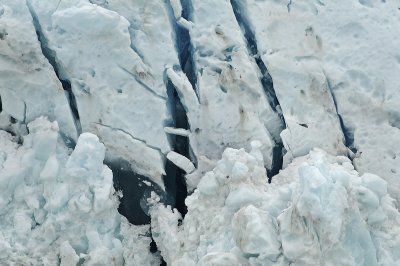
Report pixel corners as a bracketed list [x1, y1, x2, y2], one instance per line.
[151, 144, 400, 265]
[0, 117, 158, 265]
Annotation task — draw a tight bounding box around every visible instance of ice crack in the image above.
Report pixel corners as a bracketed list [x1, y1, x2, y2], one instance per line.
[26, 0, 82, 136]
[165, 0, 198, 100]
[325, 73, 357, 158]
[229, 0, 286, 179]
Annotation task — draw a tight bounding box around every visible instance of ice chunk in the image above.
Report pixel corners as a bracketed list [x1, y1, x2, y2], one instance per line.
[232, 205, 280, 259]
[164, 127, 191, 137]
[167, 151, 195, 174]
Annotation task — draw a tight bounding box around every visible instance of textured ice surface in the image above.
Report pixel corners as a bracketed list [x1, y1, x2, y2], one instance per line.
[238, 0, 400, 203]
[152, 146, 400, 265]
[235, 0, 348, 165]
[167, 0, 284, 189]
[0, 0, 77, 141]
[1, 0, 400, 264]
[27, 0, 171, 187]
[0, 117, 159, 265]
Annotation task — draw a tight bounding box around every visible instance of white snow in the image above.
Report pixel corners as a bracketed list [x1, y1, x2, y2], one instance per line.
[0, 117, 159, 265]
[151, 145, 400, 265]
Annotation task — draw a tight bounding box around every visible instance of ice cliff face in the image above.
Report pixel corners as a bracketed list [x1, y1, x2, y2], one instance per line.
[0, 0, 400, 265]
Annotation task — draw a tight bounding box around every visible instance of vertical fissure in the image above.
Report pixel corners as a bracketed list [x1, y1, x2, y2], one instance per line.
[164, 78, 189, 217]
[26, 1, 82, 136]
[162, 0, 200, 218]
[326, 78, 357, 156]
[165, 0, 198, 98]
[229, 0, 286, 179]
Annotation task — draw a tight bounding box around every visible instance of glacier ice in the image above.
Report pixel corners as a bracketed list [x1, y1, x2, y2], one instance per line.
[237, 0, 400, 204]
[167, 0, 285, 189]
[1, 0, 400, 264]
[234, 0, 348, 165]
[27, 0, 172, 188]
[0, 0, 77, 141]
[151, 144, 400, 265]
[0, 117, 159, 265]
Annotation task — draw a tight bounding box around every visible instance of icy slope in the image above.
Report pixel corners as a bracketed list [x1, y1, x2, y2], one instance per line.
[0, 117, 159, 265]
[151, 145, 400, 265]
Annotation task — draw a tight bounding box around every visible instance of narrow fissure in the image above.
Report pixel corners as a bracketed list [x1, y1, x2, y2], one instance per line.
[26, 1, 82, 136]
[229, 0, 286, 179]
[326, 78, 357, 155]
[163, 0, 199, 218]
[165, 0, 198, 98]
[0, 95, 2, 113]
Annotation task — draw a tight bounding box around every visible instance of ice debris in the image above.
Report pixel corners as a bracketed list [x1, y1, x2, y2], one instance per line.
[0, 117, 159, 265]
[151, 143, 400, 265]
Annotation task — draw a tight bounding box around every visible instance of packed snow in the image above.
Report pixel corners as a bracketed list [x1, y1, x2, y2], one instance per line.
[0, 117, 159, 265]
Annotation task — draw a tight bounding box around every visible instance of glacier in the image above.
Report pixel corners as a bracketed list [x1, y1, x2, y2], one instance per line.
[1, 0, 400, 265]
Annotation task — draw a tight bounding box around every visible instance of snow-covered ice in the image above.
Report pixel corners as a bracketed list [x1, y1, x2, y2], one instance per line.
[0, 117, 159, 265]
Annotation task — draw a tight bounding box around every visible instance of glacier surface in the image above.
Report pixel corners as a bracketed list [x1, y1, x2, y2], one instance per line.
[1, 0, 400, 265]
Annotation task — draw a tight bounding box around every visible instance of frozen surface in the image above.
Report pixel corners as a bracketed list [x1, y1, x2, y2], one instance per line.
[152, 145, 400, 265]
[0, 0, 77, 141]
[0, 117, 159, 265]
[27, 0, 173, 187]
[1, 0, 400, 264]
[238, 0, 400, 203]
[235, 0, 348, 165]
[168, 0, 284, 188]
